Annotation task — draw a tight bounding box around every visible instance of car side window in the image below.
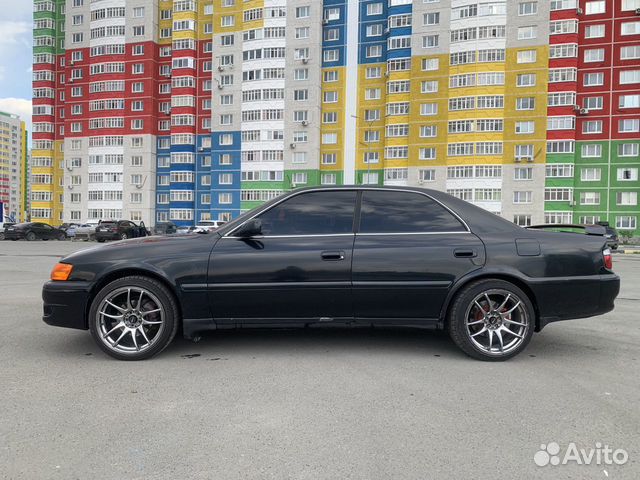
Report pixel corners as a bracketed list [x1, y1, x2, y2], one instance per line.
[359, 191, 467, 234]
[255, 191, 357, 236]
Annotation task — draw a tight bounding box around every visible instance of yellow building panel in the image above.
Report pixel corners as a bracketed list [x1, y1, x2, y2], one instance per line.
[321, 66, 346, 171]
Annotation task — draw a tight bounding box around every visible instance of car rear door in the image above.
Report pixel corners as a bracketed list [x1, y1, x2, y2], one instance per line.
[208, 190, 357, 326]
[352, 190, 485, 324]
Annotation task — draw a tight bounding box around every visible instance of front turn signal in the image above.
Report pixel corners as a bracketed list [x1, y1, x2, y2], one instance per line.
[51, 263, 73, 281]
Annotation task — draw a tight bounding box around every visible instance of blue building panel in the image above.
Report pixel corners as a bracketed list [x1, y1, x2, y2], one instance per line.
[210, 131, 242, 220]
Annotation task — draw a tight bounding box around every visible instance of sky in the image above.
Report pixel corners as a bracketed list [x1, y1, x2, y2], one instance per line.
[0, 1, 34, 138]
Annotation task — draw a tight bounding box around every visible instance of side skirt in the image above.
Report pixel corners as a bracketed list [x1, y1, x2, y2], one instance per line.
[182, 317, 440, 338]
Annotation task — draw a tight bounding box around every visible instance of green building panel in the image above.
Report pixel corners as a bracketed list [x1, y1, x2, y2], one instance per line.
[355, 169, 383, 186]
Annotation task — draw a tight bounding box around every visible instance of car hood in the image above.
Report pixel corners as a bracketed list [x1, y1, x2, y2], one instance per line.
[61, 233, 219, 264]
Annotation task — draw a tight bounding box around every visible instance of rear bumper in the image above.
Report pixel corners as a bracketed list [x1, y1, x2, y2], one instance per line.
[4, 231, 25, 240]
[95, 232, 119, 241]
[42, 280, 92, 330]
[534, 273, 620, 330]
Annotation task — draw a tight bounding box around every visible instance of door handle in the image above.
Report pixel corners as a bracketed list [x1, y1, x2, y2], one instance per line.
[321, 251, 345, 261]
[454, 249, 477, 258]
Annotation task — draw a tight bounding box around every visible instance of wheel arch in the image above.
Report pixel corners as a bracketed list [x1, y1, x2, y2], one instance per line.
[85, 267, 183, 329]
[440, 271, 541, 331]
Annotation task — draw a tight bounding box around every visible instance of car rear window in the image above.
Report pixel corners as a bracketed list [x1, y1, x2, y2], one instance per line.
[359, 191, 467, 234]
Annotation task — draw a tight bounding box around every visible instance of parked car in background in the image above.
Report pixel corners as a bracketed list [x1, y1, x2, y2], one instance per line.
[0, 222, 15, 240]
[176, 226, 197, 235]
[95, 220, 149, 242]
[63, 225, 77, 239]
[74, 222, 100, 241]
[42, 187, 619, 361]
[5, 222, 66, 241]
[57, 223, 79, 239]
[154, 222, 178, 235]
[597, 222, 619, 250]
[193, 220, 226, 233]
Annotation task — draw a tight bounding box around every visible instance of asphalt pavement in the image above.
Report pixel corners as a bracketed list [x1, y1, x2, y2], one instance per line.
[0, 240, 638, 479]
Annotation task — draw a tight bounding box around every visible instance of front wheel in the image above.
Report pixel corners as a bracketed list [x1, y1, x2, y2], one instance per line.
[120, 232, 128, 240]
[89, 276, 179, 360]
[447, 279, 535, 361]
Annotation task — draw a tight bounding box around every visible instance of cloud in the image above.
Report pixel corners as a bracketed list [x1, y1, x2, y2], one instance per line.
[0, 21, 31, 47]
[0, 0, 32, 19]
[0, 97, 32, 138]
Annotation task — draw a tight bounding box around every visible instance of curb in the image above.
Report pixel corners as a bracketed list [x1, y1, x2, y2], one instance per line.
[615, 248, 640, 254]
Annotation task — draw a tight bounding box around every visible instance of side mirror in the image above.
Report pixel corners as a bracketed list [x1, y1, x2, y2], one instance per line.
[234, 218, 262, 237]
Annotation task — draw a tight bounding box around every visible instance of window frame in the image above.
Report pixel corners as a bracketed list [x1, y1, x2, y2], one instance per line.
[223, 189, 470, 238]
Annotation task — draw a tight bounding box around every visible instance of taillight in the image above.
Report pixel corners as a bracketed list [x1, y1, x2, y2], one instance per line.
[603, 248, 613, 270]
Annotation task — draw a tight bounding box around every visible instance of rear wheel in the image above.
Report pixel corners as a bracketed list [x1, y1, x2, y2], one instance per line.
[120, 232, 128, 240]
[89, 276, 179, 360]
[447, 279, 534, 361]
[25, 231, 36, 241]
[57, 232, 66, 241]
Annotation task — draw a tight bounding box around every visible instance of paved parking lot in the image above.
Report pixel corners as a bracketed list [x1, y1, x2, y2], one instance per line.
[0, 240, 638, 479]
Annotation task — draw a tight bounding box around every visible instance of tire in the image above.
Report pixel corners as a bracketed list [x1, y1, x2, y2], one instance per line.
[447, 279, 535, 361]
[97, 239, 105, 243]
[89, 276, 180, 360]
[57, 232, 66, 241]
[25, 231, 36, 241]
[120, 232, 128, 240]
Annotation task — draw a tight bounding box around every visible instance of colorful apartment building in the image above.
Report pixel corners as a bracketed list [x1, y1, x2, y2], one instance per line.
[32, 0, 640, 235]
[0, 111, 28, 222]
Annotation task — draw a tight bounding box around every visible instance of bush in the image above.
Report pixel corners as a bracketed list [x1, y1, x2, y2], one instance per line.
[619, 230, 634, 245]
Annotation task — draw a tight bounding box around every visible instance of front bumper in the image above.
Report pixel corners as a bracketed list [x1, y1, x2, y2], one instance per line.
[42, 280, 92, 330]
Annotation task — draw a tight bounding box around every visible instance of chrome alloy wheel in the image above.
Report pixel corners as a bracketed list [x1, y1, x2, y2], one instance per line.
[96, 287, 165, 354]
[464, 289, 530, 356]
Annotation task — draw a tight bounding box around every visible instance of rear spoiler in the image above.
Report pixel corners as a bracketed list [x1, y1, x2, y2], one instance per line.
[526, 224, 606, 236]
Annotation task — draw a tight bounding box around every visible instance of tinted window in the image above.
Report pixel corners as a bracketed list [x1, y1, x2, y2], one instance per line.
[256, 191, 357, 235]
[359, 191, 466, 233]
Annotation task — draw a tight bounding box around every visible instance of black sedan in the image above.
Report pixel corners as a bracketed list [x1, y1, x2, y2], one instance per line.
[42, 187, 620, 361]
[6, 222, 66, 241]
[95, 220, 149, 242]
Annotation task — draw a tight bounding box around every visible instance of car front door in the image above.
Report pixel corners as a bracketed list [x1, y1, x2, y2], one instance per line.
[352, 190, 486, 325]
[208, 190, 357, 326]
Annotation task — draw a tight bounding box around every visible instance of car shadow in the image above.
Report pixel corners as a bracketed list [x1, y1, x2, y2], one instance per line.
[46, 326, 602, 362]
[167, 328, 462, 359]
[48, 327, 466, 360]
